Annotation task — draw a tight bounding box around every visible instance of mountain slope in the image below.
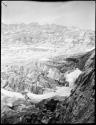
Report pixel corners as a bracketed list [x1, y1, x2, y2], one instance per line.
[1, 49, 95, 124]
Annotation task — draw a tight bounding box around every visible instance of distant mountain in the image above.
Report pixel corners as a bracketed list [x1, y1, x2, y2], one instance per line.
[1, 23, 95, 48]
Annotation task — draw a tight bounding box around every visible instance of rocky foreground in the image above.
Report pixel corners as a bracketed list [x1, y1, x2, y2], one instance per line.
[1, 49, 95, 124]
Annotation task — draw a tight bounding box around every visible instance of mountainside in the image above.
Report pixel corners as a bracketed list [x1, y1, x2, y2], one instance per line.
[1, 49, 95, 124]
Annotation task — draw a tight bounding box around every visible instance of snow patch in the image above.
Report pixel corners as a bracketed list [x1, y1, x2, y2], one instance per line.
[64, 68, 82, 88]
[1, 88, 25, 99]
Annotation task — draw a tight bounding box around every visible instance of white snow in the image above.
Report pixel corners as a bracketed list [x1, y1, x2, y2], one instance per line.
[27, 92, 56, 103]
[55, 86, 72, 97]
[64, 68, 82, 88]
[1, 88, 25, 99]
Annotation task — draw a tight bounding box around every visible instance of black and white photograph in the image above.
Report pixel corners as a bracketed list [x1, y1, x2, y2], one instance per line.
[1, 1, 95, 124]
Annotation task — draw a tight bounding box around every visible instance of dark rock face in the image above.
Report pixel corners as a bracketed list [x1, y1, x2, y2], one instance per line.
[1, 49, 95, 124]
[52, 67, 95, 123]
